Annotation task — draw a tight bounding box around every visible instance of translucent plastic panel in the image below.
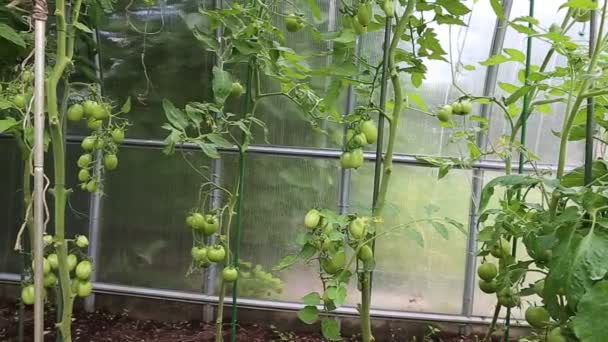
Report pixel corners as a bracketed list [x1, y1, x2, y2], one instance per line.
[0, 140, 90, 273]
[487, 1, 587, 165]
[219, 153, 341, 301]
[95, 0, 216, 139]
[350, 163, 472, 314]
[96, 146, 210, 291]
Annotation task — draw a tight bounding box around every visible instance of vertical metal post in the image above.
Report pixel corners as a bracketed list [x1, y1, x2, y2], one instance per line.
[84, 28, 107, 313]
[585, 4, 598, 185]
[32, 0, 48, 340]
[461, 0, 513, 322]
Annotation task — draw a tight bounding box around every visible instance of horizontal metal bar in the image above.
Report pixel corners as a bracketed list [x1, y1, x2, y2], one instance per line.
[0, 272, 527, 327]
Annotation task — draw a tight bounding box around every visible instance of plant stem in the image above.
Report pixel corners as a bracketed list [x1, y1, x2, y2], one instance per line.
[483, 304, 501, 342]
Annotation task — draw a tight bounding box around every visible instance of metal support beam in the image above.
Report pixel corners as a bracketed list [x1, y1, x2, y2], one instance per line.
[461, 0, 514, 321]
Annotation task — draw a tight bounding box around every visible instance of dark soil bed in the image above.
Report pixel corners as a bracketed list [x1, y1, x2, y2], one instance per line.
[1, 300, 482, 341]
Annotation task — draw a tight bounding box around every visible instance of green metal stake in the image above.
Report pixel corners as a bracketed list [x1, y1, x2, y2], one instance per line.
[585, 3, 597, 185]
[505, 1, 534, 341]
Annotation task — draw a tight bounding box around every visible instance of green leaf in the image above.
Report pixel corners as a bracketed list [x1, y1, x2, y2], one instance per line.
[121, 97, 131, 113]
[504, 48, 526, 63]
[194, 140, 220, 159]
[562, 161, 608, 187]
[407, 93, 428, 112]
[304, 0, 322, 20]
[162, 99, 189, 131]
[193, 29, 219, 52]
[273, 254, 298, 271]
[0, 23, 26, 48]
[560, 0, 598, 9]
[297, 305, 319, 324]
[302, 292, 321, 306]
[0, 117, 19, 133]
[573, 281, 608, 342]
[321, 318, 342, 341]
[480, 54, 510, 66]
[498, 82, 519, 94]
[504, 85, 532, 106]
[431, 222, 449, 240]
[405, 228, 424, 248]
[445, 218, 467, 235]
[212, 66, 233, 105]
[464, 64, 476, 71]
[0, 99, 13, 110]
[490, 0, 505, 20]
[480, 175, 540, 211]
[73, 22, 93, 33]
[436, 0, 471, 15]
[206, 133, 233, 148]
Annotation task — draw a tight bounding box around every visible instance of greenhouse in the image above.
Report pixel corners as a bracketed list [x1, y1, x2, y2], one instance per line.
[1, 0, 607, 340]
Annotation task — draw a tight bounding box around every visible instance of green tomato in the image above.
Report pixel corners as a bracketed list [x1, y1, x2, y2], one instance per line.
[351, 148, 364, 169]
[91, 104, 109, 120]
[42, 235, 53, 246]
[357, 3, 372, 27]
[77, 154, 93, 168]
[382, 0, 395, 17]
[437, 105, 453, 122]
[83, 100, 98, 117]
[286, 14, 303, 32]
[76, 235, 89, 248]
[47, 253, 58, 270]
[75, 260, 92, 280]
[13, 94, 26, 109]
[352, 16, 367, 34]
[360, 120, 378, 144]
[21, 285, 35, 305]
[21, 70, 34, 83]
[230, 82, 244, 98]
[574, 9, 591, 22]
[32, 258, 51, 275]
[349, 218, 365, 240]
[190, 213, 206, 230]
[321, 239, 337, 252]
[478, 279, 497, 294]
[477, 262, 498, 281]
[490, 238, 511, 258]
[43, 273, 57, 288]
[353, 133, 368, 147]
[86, 180, 97, 193]
[202, 214, 219, 236]
[207, 245, 226, 263]
[87, 118, 103, 130]
[95, 138, 105, 150]
[451, 101, 463, 114]
[525, 306, 550, 328]
[78, 169, 91, 182]
[111, 128, 125, 144]
[345, 128, 356, 144]
[191, 246, 208, 262]
[340, 151, 355, 169]
[103, 154, 119, 171]
[357, 245, 374, 262]
[460, 100, 472, 114]
[536, 249, 552, 265]
[497, 287, 520, 308]
[533, 279, 545, 298]
[67, 104, 84, 121]
[81, 136, 96, 151]
[549, 23, 561, 34]
[77, 280, 93, 297]
[547, 328, 566, 342]
[222, 267, 238, 282]
[304, 209, 321, 229]
[67, 254, 78, 271]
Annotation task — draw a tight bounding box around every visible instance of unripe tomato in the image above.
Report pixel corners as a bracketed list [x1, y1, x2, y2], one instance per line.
[230, 82, 244, 98]
[437, 105, 453, 122]
[349, 218, 366, 239]
[77, 154, 93, 168]
[103, 154, 118, 171]
[477, 262, 497, 281]
[352, 16, 367, 35]
[490, 238, 511, 258]
[81, 137, 96, 151]
[43, 272, 57, 288]
[95, 138, 105, 150]
[358, 245, 374, 262]
[91, 104, 109, 120]
[32, 258, 51, 275]
[323, 249, 346, 274]
[383, 0, 395, 17]
[342, 15, 353, 29]
[536, 249, 552, 264]
[549, 23, 561, 33]
[478, 279, 497, 294]
[357, 3, 372, 27]
[202, 214, 219, 235]
[13, 94, 26, 109]
[76, 235, 89, 248]
[47, 253, 59, 270]
[78, 169, 90, 182]
[451, 101, 463, 114]
[87, 118, 103, 130]
[525, 306, 550, 328]
[83, 100, 98, 117]
[111, 128, 125, 144]
[460, 99, 472, 114]
[497, 287, 520, 308]
[345, 129, 356, 144]
[21, 70, 34, 82]
[321, 239, 337, 252]
[76, 260, 92, 280]
[67, 254, 78, 271]
[222, 267, 238, 282]
[574, 9, 591, 22]
[86, 180, 97, 193]
[351, 148, 364, 168]
[191, 246, 208, 262]
[360, 120, 378, 144]
[340, 151, 354, 169]
[207, 245, 226, 262]
[286, 14, 304, 32]
[21, 285, 35, 305]
[533, 279, 545, 297]
[304, 209, 321, 229]
[42, 235, 53, 246]
[67, 104, 84, 121]
[353, 133, 368, 147]
[547, 328, 566, 342]
[190, 213, 206, 230]
[77, 280, 93, 297]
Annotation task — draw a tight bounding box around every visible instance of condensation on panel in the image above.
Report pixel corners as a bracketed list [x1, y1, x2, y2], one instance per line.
[488, 1, 585, 165]
[219, 153, 341, 301]
[350, 162, 472, 314]
[96, 146, 210, 291]
[96, 0, 216, 140]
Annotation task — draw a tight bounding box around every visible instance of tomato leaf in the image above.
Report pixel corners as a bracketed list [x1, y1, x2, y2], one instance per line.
[490, 0, 505, 20]
[560, 0, 597, 9]
[573, 280, 608, 342]
[162, 99, 189, 131]
[273, 254, 298, 271]
[480, 175, 541, 212]
[194, 140, 220, 159]
[435, 0, 471, 16]
[445, 218, 467, 235]
[562, 161, 608, 187]
[302, 292, 321, 306]
[0, 23, 26, 48]
[0, 117, 19, 133]
[431, 222, 449, 240]
[297, 305, 319, 324]
[321, 318, 341, 341]
[206, 133, 234, 148]
[121, 96, 131, 113]
[212, 66, 233, 105]
[404, 228, 424, 248]
[73, 22, 93, 33]
[407, 92, 428, 112]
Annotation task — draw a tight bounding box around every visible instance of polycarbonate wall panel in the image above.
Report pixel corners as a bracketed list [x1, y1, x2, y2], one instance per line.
[350, 164, 472, 314]
[96, 146, 209, 291]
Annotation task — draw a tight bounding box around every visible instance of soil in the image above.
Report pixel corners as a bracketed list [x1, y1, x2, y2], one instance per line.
[0, 300, 479, 342]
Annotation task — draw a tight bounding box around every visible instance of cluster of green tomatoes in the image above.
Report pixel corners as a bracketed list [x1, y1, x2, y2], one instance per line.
[340, 119, 377, 169]
[2, 70, 34, 110]
[70, 99, 126, 193]
[186, 212, 238, 283]
[435, 98, 473, 123]
[304, 209, 374, 277]
[21, 234, 93, 305]
[342, 1, 373, 35]
[285, 13, 306, 33]
[477, 238, 565, 341]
